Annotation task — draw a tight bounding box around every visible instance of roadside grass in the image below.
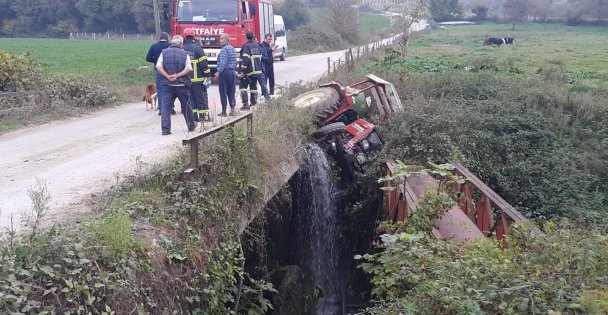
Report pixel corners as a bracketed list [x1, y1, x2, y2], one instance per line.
[0, 117, 24, 132]
[0, 38, 156, 99]
[408, 23, 608, 85]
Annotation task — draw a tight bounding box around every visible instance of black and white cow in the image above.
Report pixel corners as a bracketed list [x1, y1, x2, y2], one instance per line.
[487, 37, 504, 46]
[503, 37, 514, 45]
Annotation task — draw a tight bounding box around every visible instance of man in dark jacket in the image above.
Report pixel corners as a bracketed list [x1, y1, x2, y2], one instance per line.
[260, 33, 276, 95]
[146, 32, 173, 115]
[156, 35, 196, 135]
[183, 28, 211, 121]
[239, 31, 269, 110]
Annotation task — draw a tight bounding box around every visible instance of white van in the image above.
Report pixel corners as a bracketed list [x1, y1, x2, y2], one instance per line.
[273, 15, 287, 61]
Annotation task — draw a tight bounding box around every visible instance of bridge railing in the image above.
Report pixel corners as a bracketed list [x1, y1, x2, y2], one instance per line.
[449, 161, 528, 243]
[182, 112, 253, 177]
[384, 159, 529, 244]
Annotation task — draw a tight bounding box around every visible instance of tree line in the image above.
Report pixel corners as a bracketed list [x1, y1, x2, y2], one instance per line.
[1, 0, 606, 38]
[0, 0, 172, 37]
[431, 0, 608, 25]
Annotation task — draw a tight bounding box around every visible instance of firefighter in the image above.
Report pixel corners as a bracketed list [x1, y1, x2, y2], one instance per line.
[238, 31, 269, 110]
[182, 28, 211, 122]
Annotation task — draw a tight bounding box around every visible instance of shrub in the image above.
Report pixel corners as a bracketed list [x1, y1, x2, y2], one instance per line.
[356, 221, 608, 315]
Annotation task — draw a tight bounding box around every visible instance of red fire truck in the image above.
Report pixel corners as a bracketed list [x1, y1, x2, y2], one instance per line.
[170, 0, 274, 71]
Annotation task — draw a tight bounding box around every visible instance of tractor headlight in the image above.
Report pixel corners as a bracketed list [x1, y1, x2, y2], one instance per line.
[361, 139, 370, 152]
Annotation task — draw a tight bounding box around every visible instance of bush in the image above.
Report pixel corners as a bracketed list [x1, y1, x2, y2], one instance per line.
[357, 221, 608, 314]
[0, 50, 115, 127]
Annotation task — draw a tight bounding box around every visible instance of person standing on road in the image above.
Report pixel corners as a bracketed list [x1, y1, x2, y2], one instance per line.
[260, 33, 276, 96]
[239, 31, 269, 110]
[145, 32, 173, 115]
[214, 34, 237, 117]
[156, 35, 196, 135]
[183, 28, 211, 122]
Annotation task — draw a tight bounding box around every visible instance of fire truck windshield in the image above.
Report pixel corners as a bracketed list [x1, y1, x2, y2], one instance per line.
[176, 0, 238, 23]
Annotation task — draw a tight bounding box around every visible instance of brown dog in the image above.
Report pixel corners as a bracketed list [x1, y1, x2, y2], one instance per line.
[143, 84, 157, 111]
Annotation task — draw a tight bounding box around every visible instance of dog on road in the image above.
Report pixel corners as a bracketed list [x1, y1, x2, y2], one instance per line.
[143, 84, 158, 111]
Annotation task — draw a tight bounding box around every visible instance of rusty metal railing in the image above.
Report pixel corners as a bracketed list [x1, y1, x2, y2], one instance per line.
[384, 159, 529, 244]
[450, 161, 528, 243]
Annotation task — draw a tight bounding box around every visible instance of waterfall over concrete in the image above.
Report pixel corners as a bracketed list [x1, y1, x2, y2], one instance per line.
[297, 144, 342, 315]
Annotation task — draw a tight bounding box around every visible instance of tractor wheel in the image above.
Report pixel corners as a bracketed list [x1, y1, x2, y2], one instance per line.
[311, 122, 346, 139]
[280, 49, 286, 61]
[293, 88, 341, 123]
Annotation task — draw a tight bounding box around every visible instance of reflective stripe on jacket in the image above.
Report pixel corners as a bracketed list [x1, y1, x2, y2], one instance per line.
[183, 39, 210, 83]
[240, 41, 264, 76]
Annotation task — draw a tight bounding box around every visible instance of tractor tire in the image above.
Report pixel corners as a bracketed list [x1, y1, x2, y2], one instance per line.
[293, 88, 341, 124]
[311, 122, 346, 139]
[280, 49, 286, 61]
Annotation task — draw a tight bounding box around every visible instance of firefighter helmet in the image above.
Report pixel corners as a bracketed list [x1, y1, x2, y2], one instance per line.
[183, 28, 195, 37]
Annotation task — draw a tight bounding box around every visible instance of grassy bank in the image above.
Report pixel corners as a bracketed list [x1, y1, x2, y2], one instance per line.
[0, 97, 313, 313]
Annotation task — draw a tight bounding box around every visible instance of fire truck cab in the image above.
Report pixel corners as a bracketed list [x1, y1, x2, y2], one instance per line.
[171, 0, 274, 71]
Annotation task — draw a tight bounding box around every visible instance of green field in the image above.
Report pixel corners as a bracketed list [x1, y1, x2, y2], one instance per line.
[359, 12, 390, 34]
[409, 23, 608, 84]
[0, 38, 156, 88]
[307, 9, 390, 35]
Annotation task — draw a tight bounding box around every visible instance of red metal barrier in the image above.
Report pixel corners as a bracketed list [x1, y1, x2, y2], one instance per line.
[450, 161, 528, 244]
[383, 160, 528, 245]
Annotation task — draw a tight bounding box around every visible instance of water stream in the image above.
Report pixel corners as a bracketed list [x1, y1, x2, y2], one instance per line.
[297, 144, 343, 314]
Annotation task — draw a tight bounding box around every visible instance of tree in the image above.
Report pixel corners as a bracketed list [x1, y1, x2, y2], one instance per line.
[503, 0, 528, 29]
[328, 0, 359, 43]
[471, 5, 488, 20]
[429, 0, 463, 22]
[389, 0, 429, 56]
[275, 0, 310, 30]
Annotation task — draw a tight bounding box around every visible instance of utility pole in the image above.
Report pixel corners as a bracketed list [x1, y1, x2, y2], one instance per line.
[153, 0, 161, 37]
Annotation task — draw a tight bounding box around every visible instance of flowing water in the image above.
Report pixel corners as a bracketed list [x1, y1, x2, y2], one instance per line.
[298, 144, 343, 315]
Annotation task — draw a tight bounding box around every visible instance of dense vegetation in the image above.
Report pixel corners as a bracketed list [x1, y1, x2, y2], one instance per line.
[329, 22, 608, 314]
[0, 93, 314, 313]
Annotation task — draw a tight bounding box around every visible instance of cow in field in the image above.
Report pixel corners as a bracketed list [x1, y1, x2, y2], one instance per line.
[503, 37, 514, 45]
[483, 37, 504, 46]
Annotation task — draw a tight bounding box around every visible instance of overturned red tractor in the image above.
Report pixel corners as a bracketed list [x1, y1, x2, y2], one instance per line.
[293, 75, 402, 177]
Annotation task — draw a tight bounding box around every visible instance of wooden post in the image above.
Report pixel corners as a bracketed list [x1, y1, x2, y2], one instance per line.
[153, 0, 161, 38]
[189, 140, 199, 171]
[247, 114, 253, 139]
[327, 57, 331, 76]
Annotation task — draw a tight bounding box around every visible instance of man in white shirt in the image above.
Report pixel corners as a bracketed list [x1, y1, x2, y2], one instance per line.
[156, 35, 196, 135]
